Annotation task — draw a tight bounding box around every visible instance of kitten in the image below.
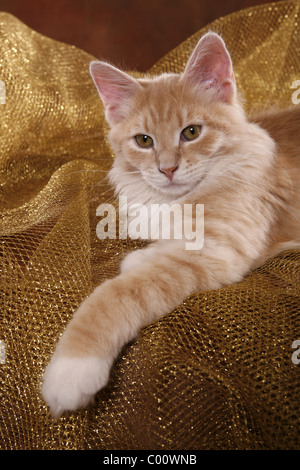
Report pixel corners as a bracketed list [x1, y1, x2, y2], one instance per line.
[42, 32, 300, 417]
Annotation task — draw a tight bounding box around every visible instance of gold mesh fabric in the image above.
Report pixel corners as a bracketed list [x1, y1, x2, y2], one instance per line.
[0, 1, 300, 450]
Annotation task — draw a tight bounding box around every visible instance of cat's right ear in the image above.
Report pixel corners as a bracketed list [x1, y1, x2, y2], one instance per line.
[89, 61, 140, 124]
[183, 32, 236, 104]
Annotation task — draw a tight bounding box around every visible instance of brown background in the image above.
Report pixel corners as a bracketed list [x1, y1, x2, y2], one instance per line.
[0, 0, 284, 71]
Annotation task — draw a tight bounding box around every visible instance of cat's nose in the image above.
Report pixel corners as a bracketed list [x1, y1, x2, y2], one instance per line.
[158, 165, 178, 181]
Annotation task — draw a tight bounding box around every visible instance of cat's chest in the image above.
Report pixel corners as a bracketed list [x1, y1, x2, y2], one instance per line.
[120, 197, 204, 249]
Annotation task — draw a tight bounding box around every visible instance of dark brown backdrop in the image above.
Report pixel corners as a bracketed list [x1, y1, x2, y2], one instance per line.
[0, 0, 281, 71]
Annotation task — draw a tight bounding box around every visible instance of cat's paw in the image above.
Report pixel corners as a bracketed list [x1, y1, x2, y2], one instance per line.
[41, 355, 110, 417]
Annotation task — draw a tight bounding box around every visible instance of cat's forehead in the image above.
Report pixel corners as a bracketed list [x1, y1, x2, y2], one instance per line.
[133, 73, 202, 126]
[138, 73, 186, 103]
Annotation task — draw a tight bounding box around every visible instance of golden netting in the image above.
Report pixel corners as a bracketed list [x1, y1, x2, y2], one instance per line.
[0, 1, 299, 450]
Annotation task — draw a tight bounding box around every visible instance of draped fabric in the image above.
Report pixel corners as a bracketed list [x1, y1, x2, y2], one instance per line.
[0, 1, 299, 450]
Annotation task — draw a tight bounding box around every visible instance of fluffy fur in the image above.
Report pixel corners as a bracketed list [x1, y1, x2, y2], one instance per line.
[42, 32, 300, 416]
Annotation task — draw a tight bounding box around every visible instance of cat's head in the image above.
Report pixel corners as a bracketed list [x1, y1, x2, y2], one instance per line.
[90, 33, 253, 203]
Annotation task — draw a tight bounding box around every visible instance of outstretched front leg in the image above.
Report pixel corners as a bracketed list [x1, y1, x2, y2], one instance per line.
[41, 238, 251, 417]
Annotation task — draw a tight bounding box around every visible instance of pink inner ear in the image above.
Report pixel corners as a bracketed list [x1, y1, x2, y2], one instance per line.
[90, 61, 139, 123]
[212, 54, 234, 81]
[184, 32, 236, 103]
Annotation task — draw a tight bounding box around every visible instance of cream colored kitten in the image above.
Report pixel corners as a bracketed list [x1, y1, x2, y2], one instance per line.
[42, 32, 300, 416]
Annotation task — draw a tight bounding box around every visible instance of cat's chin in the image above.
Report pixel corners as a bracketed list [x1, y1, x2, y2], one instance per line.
[156, 181, 195, 199]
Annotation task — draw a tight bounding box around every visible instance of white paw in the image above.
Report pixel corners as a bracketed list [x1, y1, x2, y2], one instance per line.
[41, 355, 111, 417]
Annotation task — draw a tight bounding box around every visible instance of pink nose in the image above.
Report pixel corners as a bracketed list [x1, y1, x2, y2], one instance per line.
[159, 165, 178, 181]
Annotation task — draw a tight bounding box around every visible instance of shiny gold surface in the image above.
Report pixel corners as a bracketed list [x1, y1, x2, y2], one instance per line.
[0, 1, 300, 450]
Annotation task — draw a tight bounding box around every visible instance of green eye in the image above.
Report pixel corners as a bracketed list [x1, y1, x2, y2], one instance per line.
[181, 125, 201, 141]
[135, 134, 154, 148]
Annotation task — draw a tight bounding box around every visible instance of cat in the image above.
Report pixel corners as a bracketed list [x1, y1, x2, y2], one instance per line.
[41, 32, 300, 417]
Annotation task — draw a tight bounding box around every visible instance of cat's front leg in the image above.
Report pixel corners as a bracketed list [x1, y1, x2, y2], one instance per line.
[41, 286, 118, 417]
[41, 238, 250, 417]
[42, 242, 203, 416]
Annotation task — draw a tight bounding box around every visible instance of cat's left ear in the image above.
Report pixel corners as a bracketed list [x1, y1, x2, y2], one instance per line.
[90, 61, 140, 124]
[183, 32, 236, 104]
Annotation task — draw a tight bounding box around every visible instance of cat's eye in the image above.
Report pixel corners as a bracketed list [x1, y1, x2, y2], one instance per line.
[135, 134, 154, 148]
[181, 125, 202, 141]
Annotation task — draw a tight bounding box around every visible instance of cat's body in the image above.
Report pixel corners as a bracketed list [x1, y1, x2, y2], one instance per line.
[42, 33, 300, 417]
[249, 106, 300, 259]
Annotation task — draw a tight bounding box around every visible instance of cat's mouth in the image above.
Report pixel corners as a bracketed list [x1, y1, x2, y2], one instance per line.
[165, 175, 207, 197]
[142, 171, 204, 197]
[158, 179, 195, 196]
